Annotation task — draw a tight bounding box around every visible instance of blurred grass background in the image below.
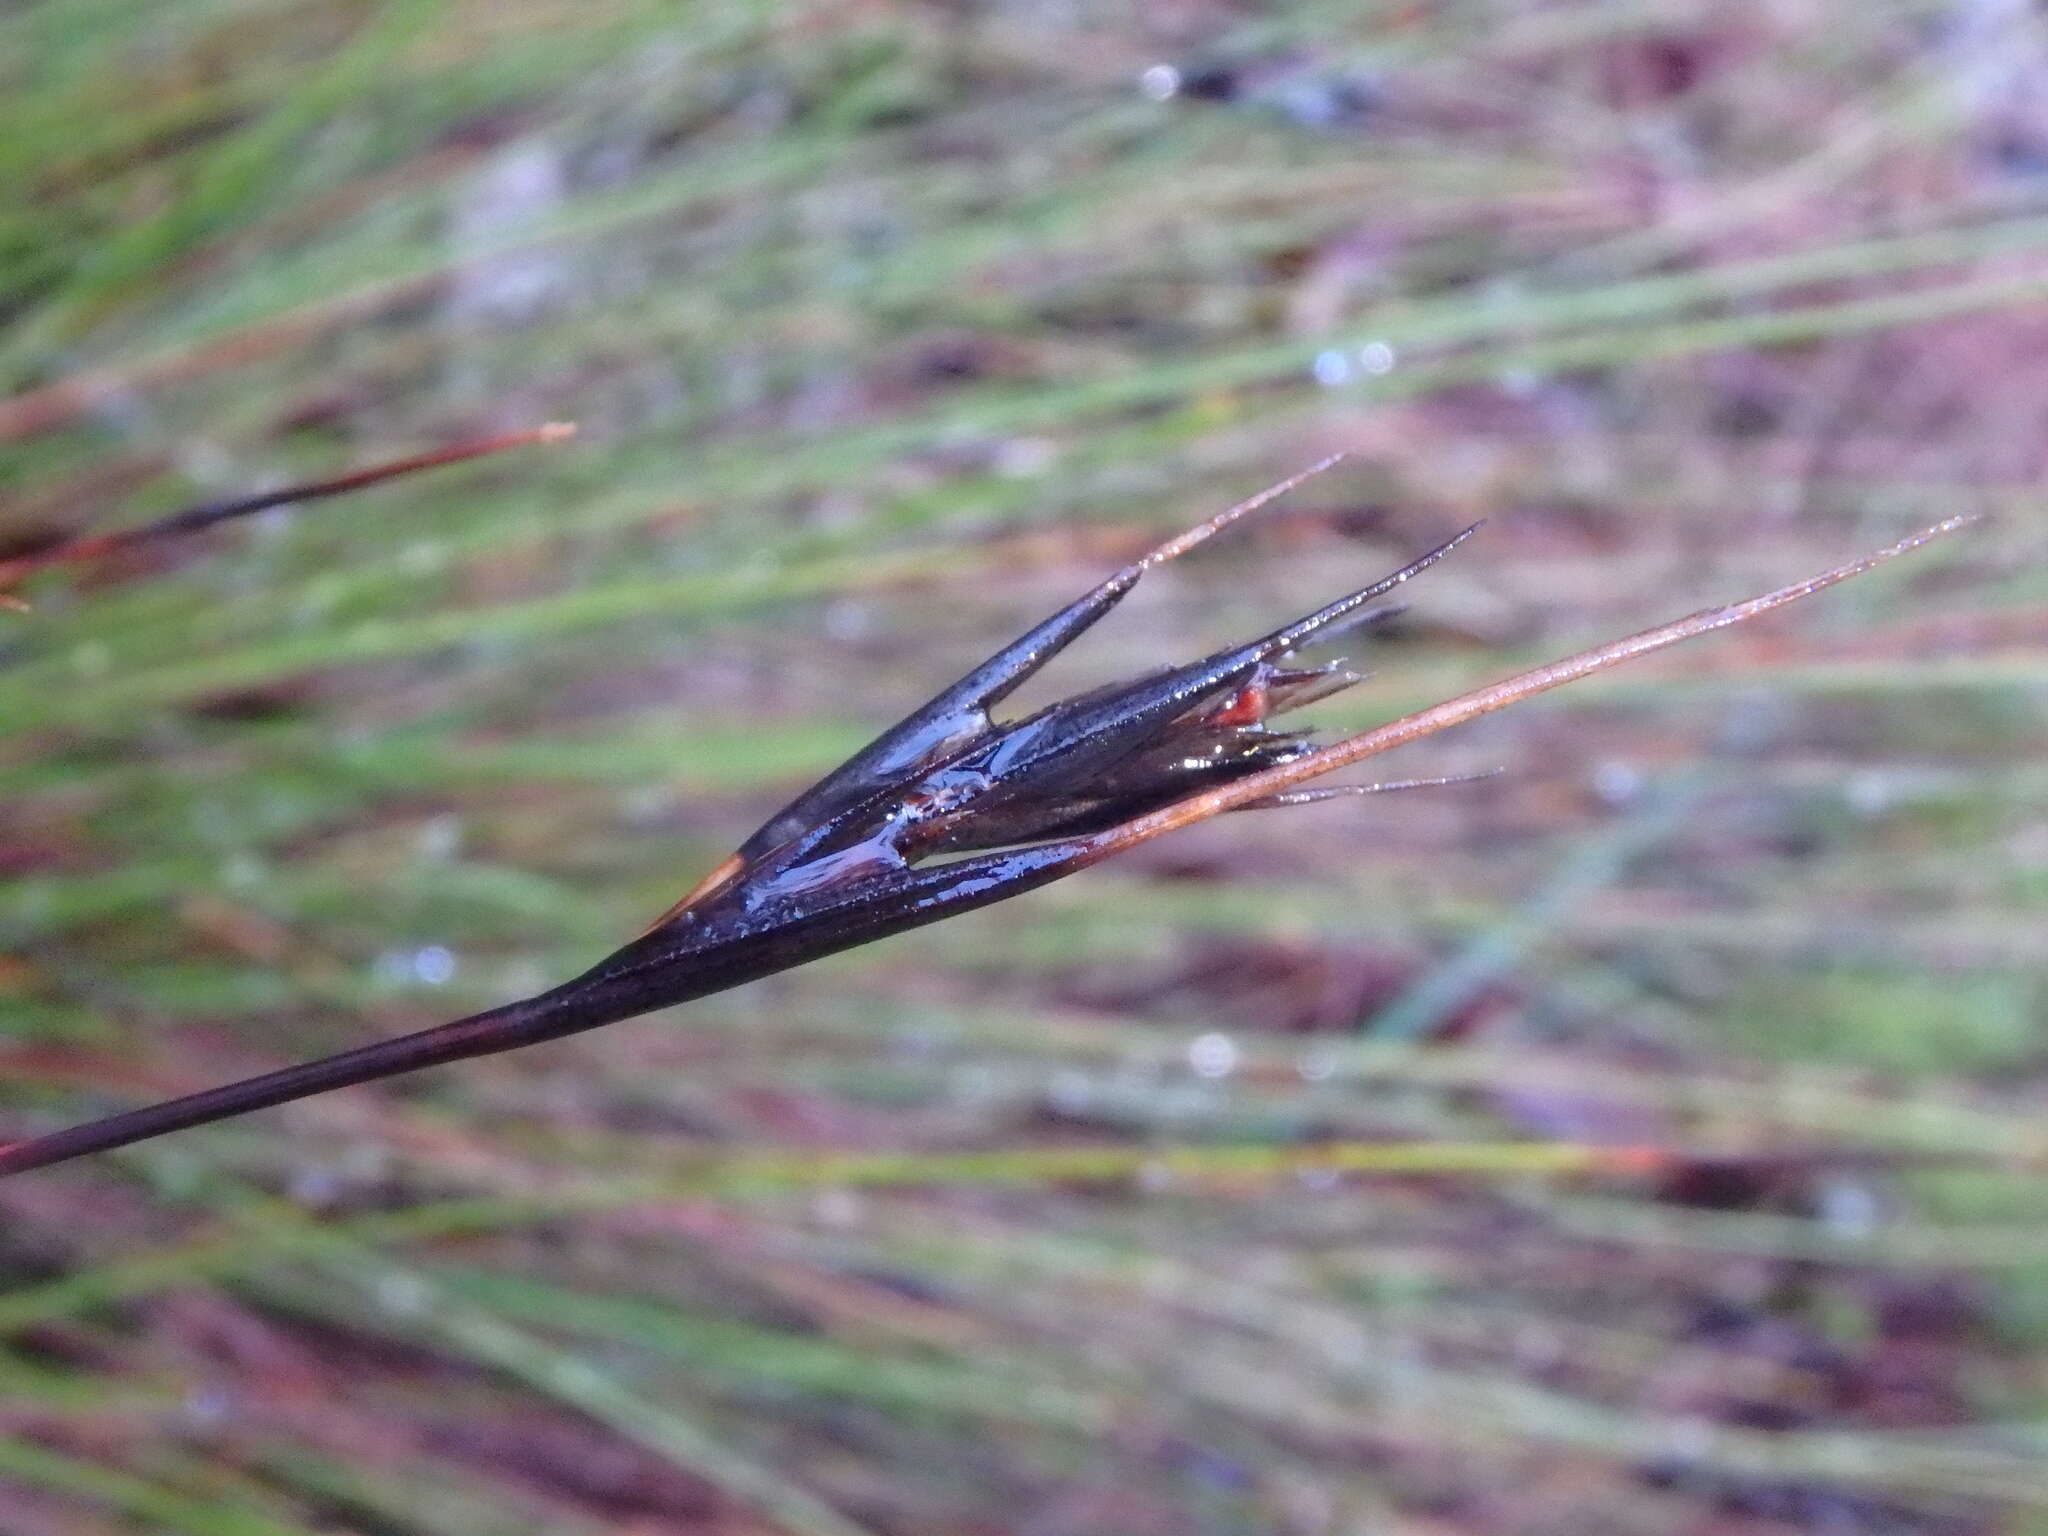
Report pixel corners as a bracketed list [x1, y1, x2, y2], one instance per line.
[4, 1, 2048, 1531]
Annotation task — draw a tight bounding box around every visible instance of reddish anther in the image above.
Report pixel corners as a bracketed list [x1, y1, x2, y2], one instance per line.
[1210, 682, 1269, 728]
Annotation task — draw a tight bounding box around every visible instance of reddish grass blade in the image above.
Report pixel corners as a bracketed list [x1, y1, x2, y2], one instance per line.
[0, 421, 576, 594]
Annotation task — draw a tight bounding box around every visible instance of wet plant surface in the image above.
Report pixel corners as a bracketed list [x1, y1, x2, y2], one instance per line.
[3, 2, 2048, 1533]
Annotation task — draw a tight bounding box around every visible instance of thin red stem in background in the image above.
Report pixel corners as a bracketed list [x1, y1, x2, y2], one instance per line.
[0, 421, 577, 593]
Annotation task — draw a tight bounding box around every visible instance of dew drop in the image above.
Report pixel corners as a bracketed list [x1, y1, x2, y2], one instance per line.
[1819, 1179, 1879, 1240]
[1313, 348, 1353, 387]
[1140, 63, 1182, 101]
[183, 1385, 233, 1426]
[1592, 760, 1643, 806]
[400, 541, 445, 576]
[1047, 1069, 1094, 1113]
[812, 1189, 864, 1228]
[415, 814, 463, 861]
[376, 1273, 432, 1317]
[412, 945, 457, 985]
[1297, 1047, 1338, 1082]
[288, 1165, 343, 1207]
[1844, 770, 1893, 818]
[1357, 340, 1397, 375]
[219, 854, 265, 892]
[823, 599, 870, 642]
[1188, 1031, 1238, 1079]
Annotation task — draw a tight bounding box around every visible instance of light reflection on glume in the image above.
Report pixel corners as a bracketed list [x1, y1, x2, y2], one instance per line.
[1313, 348, 1352, 387]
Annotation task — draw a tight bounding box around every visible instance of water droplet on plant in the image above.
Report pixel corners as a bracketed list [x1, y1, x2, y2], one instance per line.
[183, 1385, 233, 1425]
[995, 437, 1057, 477]
[1188, 1031, 1238, 1079]
[1313, 348, 1352, 387]
[1819, 1179, 1879, 1240]
[824, 600, 870, 642]
[412, 945, 456, 985]
[1592, 760, 1642, 806]
[416, 814, 463, 861]
[1047, 1069, 1093, 1113]
[813, 1188, 864, 1227]
[1357, 340, 1397, 375]
[1297, 1047, 1338, 1082]
[288, 1165, 342, 1206]
[1140, 63, 1182, 100]
[376, 1273, 432, 1316]
[1844, 770, 1892, 817]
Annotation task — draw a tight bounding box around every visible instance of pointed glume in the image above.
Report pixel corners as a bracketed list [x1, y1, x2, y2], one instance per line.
[642, 460, 1351, 928]
[730, 454, 1351, 865]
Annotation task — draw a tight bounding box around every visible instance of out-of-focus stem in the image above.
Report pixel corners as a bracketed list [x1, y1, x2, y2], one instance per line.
[0, 422, 575, 592]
